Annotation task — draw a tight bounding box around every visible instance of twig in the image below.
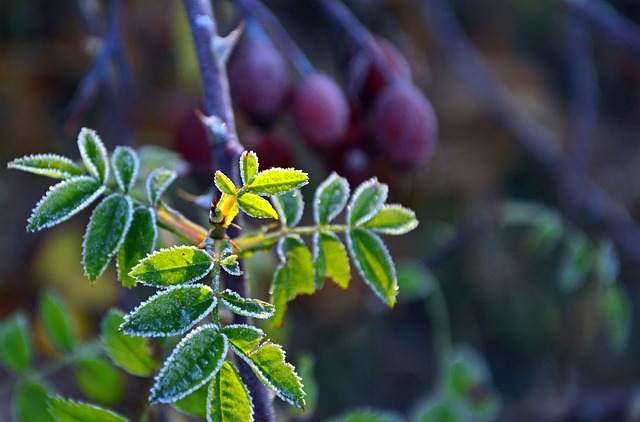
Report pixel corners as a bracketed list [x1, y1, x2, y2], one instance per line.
[418, 0, 640, 262]
[557, 0, 640, 58]
[181, 1, 274, 420]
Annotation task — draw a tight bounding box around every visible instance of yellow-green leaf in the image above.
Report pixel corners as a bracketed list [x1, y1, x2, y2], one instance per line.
[240, 150, 259, 185]
[348, 178, 388, 226]
[207, 361, 254, 422]
[238, 192, 279, 219]
[363, 204, 418, 235]
[247, 168, 308, 196]
[215, 170, 237, 195]
[313, 231, 350, 289]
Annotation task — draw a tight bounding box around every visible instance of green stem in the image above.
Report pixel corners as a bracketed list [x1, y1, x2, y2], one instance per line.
[425, 282, 452, 385]
[234, 224, 351, 255]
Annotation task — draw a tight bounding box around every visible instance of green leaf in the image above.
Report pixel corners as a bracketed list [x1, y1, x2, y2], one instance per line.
[347, 228, 397, 307]
[270, 236, 315, 326]
[82, 194, 134, 281]
[8, 154, 84, 180]
[220, 255, 242, 276]
[121, 284, 216, 337]
[600, 284, 631, 352]
[246, 168, 308, 196]
[0, 312, 31, 374]
[444, 345, 492, 399]
[240, 150, 259, 185]
[290, 354, 318, 419]
[313, 231, 350, 289]
[271, 190, 304, 227]
[111, 146, 139, 193]
[363, 204, 418, 235]
[396, 258, 436, 303]
[172, 385, 207, 419]
[219, 289, 275, 319]
[500, 201, 564, 253]
[77, 127, 109, 183]
[234, 342, 305, 408]
[314, 172, 349, 225]
[348, 178, 388, 226]
[27, 176, 105, 232]
[101, 309, 157, 376]
[129, 246, 213, 287]
[47, 396, 128, 422]
[116, 207, 157, 288]
[146, 168, 177, 207]
[74, 357, 123, 405]
[39, 290, 76, 353]
[207, 361, 254, 422]
[238, 192, 279, 219]
[13, 380, 53, 422]
[150, 325, 228, 403]
[223, 324, 266, 355]
[215, 170, 237, 195]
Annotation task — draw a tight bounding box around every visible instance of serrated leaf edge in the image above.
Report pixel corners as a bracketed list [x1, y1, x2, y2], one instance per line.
[150, 325, 228, 403]
[115, 207, 158, 286]
[81, 194, 134, 281]
[271, 192, 304, 228]
[27, 177, 106, 231]
[7, 153, 85, 179]
[364, 204, 419, 235]
[146, 168, 177, 206]
[47, 395, 127, 422]
[120, 284, 216, 337]
[129, 245, 214, 288]
[240, 151, 259, 186]
[247, 167, 309, 196]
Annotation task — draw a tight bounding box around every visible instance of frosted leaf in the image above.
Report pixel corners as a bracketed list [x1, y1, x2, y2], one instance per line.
[111, 146, 140, 193]
[313, 231, 350, 289]
[238, 192, 279, 219]
[47, 396, 127, 422]
[314, 172, 349, 225]
[246, 168, 308, 196]
[82, 194, 134, 282]
[78, 128, 109, 184]
[219, 290, 275, 319]
[271, 190, 304, 228]
[116, 207, 157, 288]
[347, 178, 388, 227]
[129, 246, 213, 288]
[207, 361, 254, 422]
[27, 176, 105, 232]
[120, 284, 216, 337]
[149, 325, 228, 403]
[101, 309, 157, 376]
[362, 204, 419, 235]
[223, 324, 266, 355]
[7, 154, 84, 180]
[240, 151, 259, 186]
[214, 170, 237, 195]
[146, 168, 177, 207]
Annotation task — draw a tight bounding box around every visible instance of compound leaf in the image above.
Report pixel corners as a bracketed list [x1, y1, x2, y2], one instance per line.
[215, 170, 237, 195]
[238, 192, 279, 219]
[347, 228, 397, 307]
[246, 168, 308, 196]
[13, 380, 53, 422]
[116, 207, 157, 288]
[313, 231, 350, 289]
[146, 168, 177, 207]
[39, 290, 76, 353]
[121, 284, 216, 337]
[74, 357, 123, 405]
[0, 312, 31, 374]
[150, 325, 228, 403]
[111, 146, 139, 193]
[314, 172, 349, 225]
[363, 204, 418, 235]
[47, 396, 127, 422]
[77, 128, 109, 184]
[271, 190, 304, 228]
[82, 194, 133, 282]
[8, 154, 84, 180]
[235, 342, 305, 408]
[129, 246, 213, 287]
[207, 361, 254, 422]
[223, 324, 266, 355]
[101, 309, 157, 377]
[27, 177, 105, 232]
[348, 178, 388, 226]
[219, 290, 275, 319]
[240, 151, 259, 185]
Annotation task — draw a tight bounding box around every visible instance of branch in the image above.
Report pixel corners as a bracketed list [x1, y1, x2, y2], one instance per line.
[181, 1, 274, 420]
[418, 0, 640, 262]
[557, 0, 640, 58]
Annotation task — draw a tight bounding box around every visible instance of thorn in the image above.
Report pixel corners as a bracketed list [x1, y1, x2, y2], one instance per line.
[213, 22, 245, 64]
[229, 223, 242, 231]
[229, 238, 242, 252]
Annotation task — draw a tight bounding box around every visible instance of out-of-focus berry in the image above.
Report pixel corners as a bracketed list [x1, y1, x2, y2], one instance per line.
[228, 33, 290, 122]
[290, 73, 350, 149]
[328, 146, 374, 186]
[371, 81, 437, 169]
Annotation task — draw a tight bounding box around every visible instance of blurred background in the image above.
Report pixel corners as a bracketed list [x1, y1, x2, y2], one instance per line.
[2, 0, 640, 421]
